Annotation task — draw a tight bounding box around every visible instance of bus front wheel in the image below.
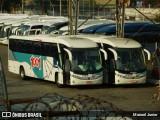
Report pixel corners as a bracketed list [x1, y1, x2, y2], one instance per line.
[55, 73, 64, 88]
[20, 67, 26, 80]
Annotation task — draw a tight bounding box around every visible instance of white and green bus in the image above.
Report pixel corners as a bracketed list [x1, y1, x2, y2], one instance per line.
[8, 35, 105, 87]
[80, 35, 151, 85]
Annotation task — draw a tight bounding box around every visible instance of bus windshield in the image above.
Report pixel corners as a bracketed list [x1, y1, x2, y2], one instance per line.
[71, 48, 102, 74]
[41, 26, 50, 34]
[20, 25, 30, 32]
[115, 48, 146, 72]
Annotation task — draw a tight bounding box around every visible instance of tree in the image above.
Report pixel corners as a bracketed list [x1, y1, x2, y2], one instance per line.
[1, 0, 10, 13]
[1, 0, 22, 13]
[25, 0, 46, 15]
[1, 0, 4, 13]
[154, 15, 160, 23]
[25, 0, 65, 15]
[146, 0, 160, 7]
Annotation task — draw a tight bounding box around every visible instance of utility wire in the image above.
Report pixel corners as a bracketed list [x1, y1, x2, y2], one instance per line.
[131, 5, 158, 25]
[129, 5, 160, 39]
[78, 0, 113, 28]
[130, 24, 149, 39]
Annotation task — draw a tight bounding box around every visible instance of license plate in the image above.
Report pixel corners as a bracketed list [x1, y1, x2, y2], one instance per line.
[132, 80, 137, 83]
[86, 81, 92, 84]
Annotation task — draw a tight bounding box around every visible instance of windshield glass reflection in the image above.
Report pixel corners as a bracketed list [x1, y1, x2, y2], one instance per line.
[20, 25, 30, 34]
[115, 48, 145, 72]
[71, 48, 102, 74]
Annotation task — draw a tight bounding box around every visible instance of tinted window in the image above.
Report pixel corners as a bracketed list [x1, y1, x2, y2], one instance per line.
[23, 41, 33, 53]
[33, 42, 41, 55]
[9, 39, 59, 58]
[9, 39, 17, 51]
[17, 40, 24, 52]
[42, 43, 58, 58]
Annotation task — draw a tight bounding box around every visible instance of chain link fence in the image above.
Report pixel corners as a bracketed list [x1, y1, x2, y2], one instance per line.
[0, 93, 134, 120]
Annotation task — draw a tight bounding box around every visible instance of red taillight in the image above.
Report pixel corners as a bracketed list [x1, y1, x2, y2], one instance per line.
[154, 69, 160, 75]
[152, 69, 160, 79]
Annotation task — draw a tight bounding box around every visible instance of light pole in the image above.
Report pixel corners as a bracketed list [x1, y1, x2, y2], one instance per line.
[68, 0, 79, 35]
[60, 0, 62, 16]
[1, 0, 4, 13]
[89, 0, 91, 17]
[0, 57, 8, 105]
[83, 0, 84, 18]
[92, 0, 94, 18]
[22, 0, 24, 14]
[48, 0, 55, 16]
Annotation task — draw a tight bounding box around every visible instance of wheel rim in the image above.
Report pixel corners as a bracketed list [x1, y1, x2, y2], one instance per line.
[20, 69, 24, 78]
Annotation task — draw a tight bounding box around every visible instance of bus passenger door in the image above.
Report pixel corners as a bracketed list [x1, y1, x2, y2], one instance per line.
[108, 59, 115, 84]
[63, 49, 71, 84]
[108, 48, 117, 84]
[100, 49, 108, 84]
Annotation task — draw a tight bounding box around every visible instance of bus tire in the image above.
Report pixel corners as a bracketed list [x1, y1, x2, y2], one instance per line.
[55, 73, 64, 88]
[20, 66, 26, 80]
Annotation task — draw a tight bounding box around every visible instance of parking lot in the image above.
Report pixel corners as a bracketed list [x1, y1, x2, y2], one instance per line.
[0, 44, 160, 112]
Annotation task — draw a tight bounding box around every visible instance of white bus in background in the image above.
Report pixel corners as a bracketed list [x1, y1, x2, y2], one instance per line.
[38, 15, 68, 22]
[0, 18, 30, 37]
[41, 21, 68, 34]
[8, 35, 105, 87]
[80, 35, 151, 85]
[52, 19, 114, 35]
[19, 20, 45, 35]
[0, 13, 29, 19]
[5, 19, 30, 36]
[19, 17, 68, 35]
[0, 19, 30, 44]
[41, 21, 62, 34]
[0, 19, 19, 36]
[57, 23, 98, 35]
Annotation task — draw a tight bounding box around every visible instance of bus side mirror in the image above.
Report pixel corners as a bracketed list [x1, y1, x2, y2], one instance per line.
[144, 49, 151, 60]
[157, 47, 160, 56]
[65, 59, 70, 73]
[100, 49, 108, 60]
[108, 48, 118, 60]
[64, 48, 72, 61]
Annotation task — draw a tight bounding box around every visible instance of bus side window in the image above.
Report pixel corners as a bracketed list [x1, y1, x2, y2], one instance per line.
[42, 43, 50, 56]
[33, 42, 41, 55]
[17, 40, 24, 52]
[23, 41, 33, 54]
[51, 44, 58, 60]
[9, 39, 17, 51]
